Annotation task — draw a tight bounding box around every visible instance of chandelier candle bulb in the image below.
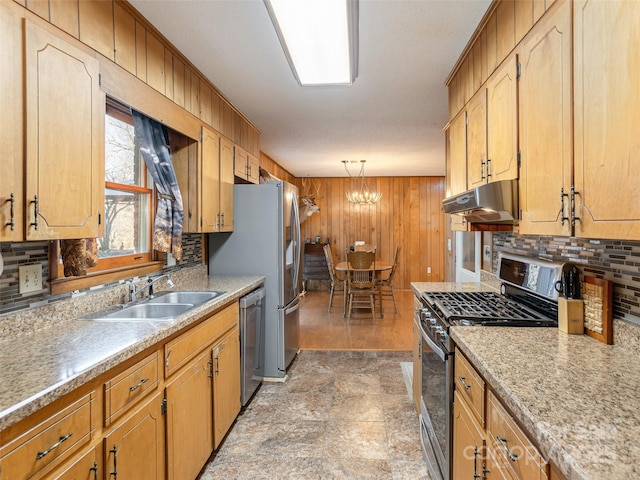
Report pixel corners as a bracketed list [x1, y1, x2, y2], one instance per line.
[558, 297, 584, 335]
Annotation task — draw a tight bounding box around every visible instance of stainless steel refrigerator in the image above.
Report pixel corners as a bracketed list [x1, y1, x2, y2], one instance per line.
[209, 180, 301, 379]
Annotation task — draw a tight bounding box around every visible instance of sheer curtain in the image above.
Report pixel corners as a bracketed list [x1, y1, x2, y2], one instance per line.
[132, 111, 184, 260]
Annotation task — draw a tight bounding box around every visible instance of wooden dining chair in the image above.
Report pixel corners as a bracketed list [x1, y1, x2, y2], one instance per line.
[378, 245, 400, 313]
[354, 243, 376, 252]
[323, 244, 345, 313]
[345, 250, 377, 321]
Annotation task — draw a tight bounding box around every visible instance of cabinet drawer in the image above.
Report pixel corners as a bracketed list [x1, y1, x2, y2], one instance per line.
[487, 391, 548, 480]
[165, 302, 239, 377]
[104, 351, 160, 426]
[455, 348, 485, 426]
[0, 392, 94, 480]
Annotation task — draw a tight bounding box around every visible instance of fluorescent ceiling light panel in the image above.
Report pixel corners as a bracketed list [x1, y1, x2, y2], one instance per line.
[266, 0, 358, 86]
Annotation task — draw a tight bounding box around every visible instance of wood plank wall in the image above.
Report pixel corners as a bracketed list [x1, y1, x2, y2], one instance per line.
[298, 177, 446, 289]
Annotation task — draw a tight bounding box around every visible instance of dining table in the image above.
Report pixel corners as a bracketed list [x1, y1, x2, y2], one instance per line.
[334, 261, 392, 317]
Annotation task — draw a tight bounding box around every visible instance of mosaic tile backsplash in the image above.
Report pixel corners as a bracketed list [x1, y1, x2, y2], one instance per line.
[0, 233, 203, 315]
[493, 233, 640, 327]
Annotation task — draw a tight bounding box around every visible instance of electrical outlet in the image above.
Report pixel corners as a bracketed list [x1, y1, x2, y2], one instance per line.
[19, 264, 42, 294]
[427, 266, 432, 274]
[166, 252, 176, 267]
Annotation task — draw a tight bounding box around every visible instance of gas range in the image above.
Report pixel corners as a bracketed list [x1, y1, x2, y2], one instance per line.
[416, 253, 569, 480]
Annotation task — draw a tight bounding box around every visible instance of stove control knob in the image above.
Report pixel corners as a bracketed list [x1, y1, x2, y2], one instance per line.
[429, 318, 437, 326]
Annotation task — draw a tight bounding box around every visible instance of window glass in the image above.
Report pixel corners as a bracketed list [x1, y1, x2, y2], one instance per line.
[100, 112, 151, 259]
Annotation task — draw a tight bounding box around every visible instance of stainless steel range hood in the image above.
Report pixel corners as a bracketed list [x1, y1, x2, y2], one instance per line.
[442, 179, 518, 223]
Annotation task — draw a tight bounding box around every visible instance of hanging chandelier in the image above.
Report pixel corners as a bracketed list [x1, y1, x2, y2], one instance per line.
[342, 160, 382, 205]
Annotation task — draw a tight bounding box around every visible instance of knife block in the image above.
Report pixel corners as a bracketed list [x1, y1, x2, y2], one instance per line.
[558, 298, 584, 334]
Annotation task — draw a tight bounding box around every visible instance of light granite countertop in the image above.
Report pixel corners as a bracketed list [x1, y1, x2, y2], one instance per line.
[452, 327, 639, 480]
[0, 268, 264, 432]
[412, 281, 639, 479]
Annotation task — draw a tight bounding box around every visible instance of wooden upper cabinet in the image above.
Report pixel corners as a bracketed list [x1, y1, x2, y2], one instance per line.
[0, 3, 24, 242]
[486, 54, 518, 183]
[518, 0, 572, 236]
[466, 89, 488, 189]
[234, 146, 249, 179]
[573, 0, 640, 240]
[24, 19, 104, 240]
[448, 111, 468, 196]
[219, 137, 235, 232]
[201, 127, 222, 233]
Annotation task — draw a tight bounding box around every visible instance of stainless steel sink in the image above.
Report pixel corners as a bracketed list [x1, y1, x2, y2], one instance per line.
[147, 291, 225, 305]
[97, 303, 194, 321]
[80, 290, 226, 321]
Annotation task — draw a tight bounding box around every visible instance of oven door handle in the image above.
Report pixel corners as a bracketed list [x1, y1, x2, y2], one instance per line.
[421, 326, 447, 362]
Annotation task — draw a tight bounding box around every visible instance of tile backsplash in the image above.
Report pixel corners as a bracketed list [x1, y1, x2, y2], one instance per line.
[0, 233, 203, 315]
[493, 233, 640, 327]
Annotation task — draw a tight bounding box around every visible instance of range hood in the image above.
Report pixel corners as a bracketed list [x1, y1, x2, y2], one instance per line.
[442, 179, 518, 223]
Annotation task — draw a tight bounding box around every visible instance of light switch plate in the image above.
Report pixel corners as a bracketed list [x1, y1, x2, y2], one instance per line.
[19, 264, 42, 294]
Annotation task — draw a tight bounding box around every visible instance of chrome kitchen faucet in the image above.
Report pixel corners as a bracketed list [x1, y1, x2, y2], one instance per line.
[128, 274, 175, 302]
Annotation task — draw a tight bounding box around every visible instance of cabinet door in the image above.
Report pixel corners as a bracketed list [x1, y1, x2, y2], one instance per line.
[201, 126, 221, 233]
[166, 349, 213, 480]
[574, 0, 640, 240]
[467, 89, 488, 189]
[24, 19, 104, 240]
[49, 447, 99, 480]
[247, 153, 260, 184]
[452, 391, 485, 480]
[0, 2, 24, 241]
[212, 326, 240, 448]
[234, 146, 248, 179]
[486, 55, 518, 183]
[518, 0, 572, 236]
[103, 392, 165, 480]
[219, 137, 235, 232]
[448, 111, 468, 196]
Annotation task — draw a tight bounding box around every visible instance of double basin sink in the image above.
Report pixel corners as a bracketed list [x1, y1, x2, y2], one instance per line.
[82, 291, 226, 322]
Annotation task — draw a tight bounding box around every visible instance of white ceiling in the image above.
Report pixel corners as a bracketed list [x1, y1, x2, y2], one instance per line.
[129, 0, 491, 178]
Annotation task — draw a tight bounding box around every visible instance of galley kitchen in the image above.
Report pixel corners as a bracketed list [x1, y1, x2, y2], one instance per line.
[1, 1, 640, 479]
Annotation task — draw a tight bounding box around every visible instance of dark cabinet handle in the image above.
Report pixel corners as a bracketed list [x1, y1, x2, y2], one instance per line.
[89, 461, 98, 480]
[30, 195, 39, 230]
[37, 432, 73, 459]
[5, 193, 14, 230]
[109, 444, 118, 479]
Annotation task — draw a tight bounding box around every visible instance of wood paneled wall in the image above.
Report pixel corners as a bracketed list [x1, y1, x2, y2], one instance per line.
[298, 177, 446, 289]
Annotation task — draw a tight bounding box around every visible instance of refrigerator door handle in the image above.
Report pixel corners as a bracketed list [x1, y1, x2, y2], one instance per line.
[291, 191, 302, 295]
[284, 300, 300, 315]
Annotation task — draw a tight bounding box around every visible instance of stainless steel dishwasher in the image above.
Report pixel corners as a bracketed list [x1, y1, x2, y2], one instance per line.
[239, 287, 265, 406]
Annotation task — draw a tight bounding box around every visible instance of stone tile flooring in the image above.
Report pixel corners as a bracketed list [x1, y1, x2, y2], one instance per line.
[198, 350, 431, 479]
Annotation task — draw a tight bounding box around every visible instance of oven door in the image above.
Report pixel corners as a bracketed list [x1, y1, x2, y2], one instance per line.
[420, 317, 451, 480]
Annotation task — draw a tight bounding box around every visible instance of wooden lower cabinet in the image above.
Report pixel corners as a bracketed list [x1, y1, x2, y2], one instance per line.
[212, 325, 241, 448]
[1, 302, 243, 480]
[48, 446, 100, 480]
[453, 348, 550, 480]
[452, 391, 486, 480]
[166, 349, 214, 480]
[103, 391, 166, 480]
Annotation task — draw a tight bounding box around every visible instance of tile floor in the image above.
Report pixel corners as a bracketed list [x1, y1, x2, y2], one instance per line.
[198, 350, 431, 479]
